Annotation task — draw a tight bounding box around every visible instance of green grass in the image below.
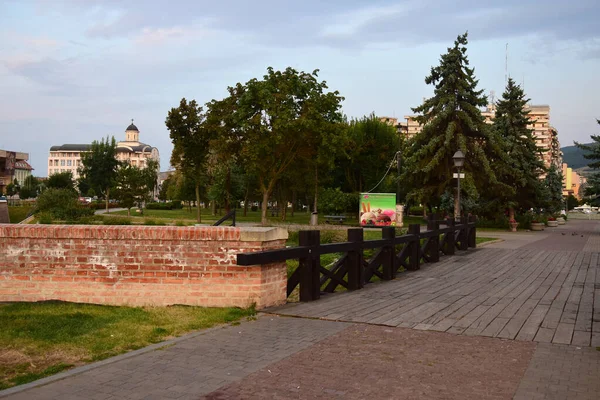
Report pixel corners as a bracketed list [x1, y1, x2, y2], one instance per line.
[476, 237, 497, 244]
[109, 208, 430, 227]
[0, 301, 255, 389]
[7, 206, 33, 224]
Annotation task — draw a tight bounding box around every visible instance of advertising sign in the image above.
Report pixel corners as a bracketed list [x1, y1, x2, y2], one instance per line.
[359, 193, 397, 227]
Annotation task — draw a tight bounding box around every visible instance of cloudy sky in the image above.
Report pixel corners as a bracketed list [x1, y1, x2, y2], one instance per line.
[1, 0, 599, 174]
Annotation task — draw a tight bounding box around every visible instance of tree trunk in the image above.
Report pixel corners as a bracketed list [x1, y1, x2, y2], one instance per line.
[261, 190, 270, 226]
[211, 200, 216, 216]
[508, 207, 515, 221]
[127, 208, 131, 217]
[291, 190, 296, 217]
[243, 186, 249, 217]
[313, 164, 318, 214]
[225, 168, 231, 213]
[105, 187, 110, 214]
[423, 202, 427, 218]
[195, 184, 201, 223]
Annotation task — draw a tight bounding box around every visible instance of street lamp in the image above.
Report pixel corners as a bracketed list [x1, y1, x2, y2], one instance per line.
[453, 150, 465, 222]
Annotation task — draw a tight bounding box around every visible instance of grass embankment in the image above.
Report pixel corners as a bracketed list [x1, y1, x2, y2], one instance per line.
[0, 301, 255, 390]
[7, 206, 33, 224]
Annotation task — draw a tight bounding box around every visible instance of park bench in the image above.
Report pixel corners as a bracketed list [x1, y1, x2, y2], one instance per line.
[325, 215, 346, 224]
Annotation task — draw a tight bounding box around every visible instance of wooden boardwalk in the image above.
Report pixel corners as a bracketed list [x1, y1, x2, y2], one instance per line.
[269, 220, 600, 347]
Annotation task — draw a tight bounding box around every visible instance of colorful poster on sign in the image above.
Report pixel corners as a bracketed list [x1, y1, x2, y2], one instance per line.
[359, 193, 397, 227]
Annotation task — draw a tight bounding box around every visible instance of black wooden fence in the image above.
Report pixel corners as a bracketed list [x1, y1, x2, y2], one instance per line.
[237, 215, 477, 302]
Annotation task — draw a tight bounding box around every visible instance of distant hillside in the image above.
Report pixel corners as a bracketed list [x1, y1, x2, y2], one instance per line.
[561, 143, 594, 170]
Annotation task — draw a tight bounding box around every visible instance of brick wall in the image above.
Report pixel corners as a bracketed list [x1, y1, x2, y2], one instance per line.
[0, 224, 288, 309]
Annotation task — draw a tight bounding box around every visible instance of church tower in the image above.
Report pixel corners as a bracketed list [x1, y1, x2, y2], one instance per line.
[125, 119, 139, 142]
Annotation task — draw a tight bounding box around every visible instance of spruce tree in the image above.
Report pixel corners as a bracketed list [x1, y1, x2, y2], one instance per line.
[491, 78, 546, 219]
[402, 33, 505, 217]
[576, 119, 600, 203]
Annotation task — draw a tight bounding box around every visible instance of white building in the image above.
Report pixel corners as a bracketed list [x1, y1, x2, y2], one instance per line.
[48, 122, 160, 180]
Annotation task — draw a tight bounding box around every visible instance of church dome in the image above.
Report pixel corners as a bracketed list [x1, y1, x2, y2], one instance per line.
[126, 122, 139, 132]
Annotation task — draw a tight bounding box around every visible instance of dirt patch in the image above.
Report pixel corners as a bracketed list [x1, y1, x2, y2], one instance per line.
[203, 325, 535, 400]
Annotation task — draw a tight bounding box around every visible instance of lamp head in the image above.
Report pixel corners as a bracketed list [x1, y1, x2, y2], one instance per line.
[453, 150, 465, 168]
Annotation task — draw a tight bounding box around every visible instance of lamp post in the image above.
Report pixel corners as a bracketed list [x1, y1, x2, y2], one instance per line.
[452, 150, 465, 222]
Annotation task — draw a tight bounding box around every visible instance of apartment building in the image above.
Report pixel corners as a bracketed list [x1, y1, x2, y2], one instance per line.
[562, 163, 587, 199]
[0, 149, 31, 194]
[384, 103, 562, 172]
[48, 122, 160, 180]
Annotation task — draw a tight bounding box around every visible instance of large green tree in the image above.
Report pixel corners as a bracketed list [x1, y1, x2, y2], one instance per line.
[166, 98, 212, 223]
[490, 78, 546, 219]
[225, 67, 345, 225]
[544, 164, 564, 213]
[401, 33, 505, 217]
[79, 136, 120, 212]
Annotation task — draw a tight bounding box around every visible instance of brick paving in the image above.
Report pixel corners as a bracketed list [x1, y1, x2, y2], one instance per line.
[203, 325, 535, 400]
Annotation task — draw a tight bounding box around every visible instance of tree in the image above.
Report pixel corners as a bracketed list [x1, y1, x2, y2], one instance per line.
[401, 33, 507, 217]
[233, 67, 345, 225]
[576, 119, 600, 204]
[490, 78, 546, 219]
[544, 164, 564, 213]
[566, 194, 579, 211]
[113, 160, 158, 217]
[19, 176, 40, 199]
[79, 136, 120, 213]
[47, 171, 75, 191]
[158, 176, 173, 201]
[166, 98, 212, 223]
[5, 183, 16, 197]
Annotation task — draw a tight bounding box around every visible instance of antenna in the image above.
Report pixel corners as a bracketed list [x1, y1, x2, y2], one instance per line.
[505, 43, 508, 84]
[490, 90, 495, 105]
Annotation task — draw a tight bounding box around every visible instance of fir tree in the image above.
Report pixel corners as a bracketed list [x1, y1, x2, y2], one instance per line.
[491, 78, 546, 219]
[402, 32, 506, 216]
[576, 119, 600, 203]
[544, 164, 563, 214]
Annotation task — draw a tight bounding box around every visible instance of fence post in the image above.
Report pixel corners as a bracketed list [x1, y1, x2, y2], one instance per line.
[427, 213, 440, 263]
[382, 227, 396, 280]
[459, 215, 468, 251]
[299, 230, 320, 301]
[347, 228, 364, 290]
[468, 215, 477, 248]
[445, 218, 456, 255]
[408, 224, 420, 270]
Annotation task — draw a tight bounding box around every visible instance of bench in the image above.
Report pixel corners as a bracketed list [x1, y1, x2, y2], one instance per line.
[324, 215, 346, 224]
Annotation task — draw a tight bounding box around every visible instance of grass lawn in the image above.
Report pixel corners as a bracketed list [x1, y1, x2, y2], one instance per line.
[0, 301, 255, 390]
[109, 207, 429, 227]
[7, 206, 33, 224]
[476, 237, 497, 244]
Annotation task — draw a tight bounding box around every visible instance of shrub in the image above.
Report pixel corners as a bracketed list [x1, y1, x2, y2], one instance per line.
[36, 188, 94, 221]
[143, 219, 165, 226]
[175, 220, 188, 227]
[319, 188, 359, 215]
[409, 206, 424, 215]
[146, 202, 173, 210]
[250, 205, 258, 212]
[171, 200, 183, 209]
[37, 212, 53, 224]
[103, 216, 132, 225]
[87, 202, 122, 210]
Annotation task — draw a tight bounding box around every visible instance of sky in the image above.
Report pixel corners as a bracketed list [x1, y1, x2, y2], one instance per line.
[1, 0, 599, 175]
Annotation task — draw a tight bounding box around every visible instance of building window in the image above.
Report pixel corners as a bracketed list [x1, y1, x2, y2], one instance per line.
[54, 160, 59, 166]
[61, 160, 65, 166]
[67, 160, 72, 166]
[49, 160, 52, 166]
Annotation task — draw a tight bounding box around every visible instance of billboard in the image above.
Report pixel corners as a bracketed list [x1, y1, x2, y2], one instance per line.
[359, 193, 397, 227]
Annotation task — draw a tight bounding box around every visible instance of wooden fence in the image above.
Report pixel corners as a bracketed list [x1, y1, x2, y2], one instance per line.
[237, 215, 477, 302]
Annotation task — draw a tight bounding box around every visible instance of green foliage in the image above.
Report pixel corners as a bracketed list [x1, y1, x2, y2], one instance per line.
[79, 136, 120, 210]
[409, 206, 424, 215]
[401, 33, 507, 213]
[490, 78, 546, 215]
[166, 98, 212, 223]
[158, 176, 172, 201]
[318, 188, 358, 214]
[566, 194, 579, 210]
[47, 171, 75, 190]
[335, 113, 399, 193]
[5, 183, 17, 197]
[576, 120, 600, 203]
[7, 206, 33, 223]
[143, 219, 165, 226]
[19, 176, 40, 199]
[102, 216, 132, 225]
[114, 160, 159, 214]
[35, 188, 94, 221]
[544, 164, 564, 214]
[37, 212, 53, 224]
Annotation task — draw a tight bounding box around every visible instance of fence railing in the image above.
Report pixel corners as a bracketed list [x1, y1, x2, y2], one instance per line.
[237, 215, 477, 302]
[213, 209, 236, 227]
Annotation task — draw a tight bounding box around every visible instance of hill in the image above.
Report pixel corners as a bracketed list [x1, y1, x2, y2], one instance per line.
[561, 143, 594, 170]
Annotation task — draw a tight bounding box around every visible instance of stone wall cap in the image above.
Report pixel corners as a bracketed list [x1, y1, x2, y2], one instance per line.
[239, 227, 288, 242]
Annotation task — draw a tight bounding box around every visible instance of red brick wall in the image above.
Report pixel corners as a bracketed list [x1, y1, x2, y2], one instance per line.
[0, 224, 287, 309]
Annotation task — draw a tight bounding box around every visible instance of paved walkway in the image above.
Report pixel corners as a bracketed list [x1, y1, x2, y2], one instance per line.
[1, 220, 599, 399]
